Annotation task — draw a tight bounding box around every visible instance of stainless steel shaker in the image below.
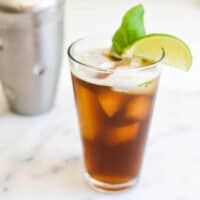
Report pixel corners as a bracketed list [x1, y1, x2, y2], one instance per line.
[0, 0, 65, 115]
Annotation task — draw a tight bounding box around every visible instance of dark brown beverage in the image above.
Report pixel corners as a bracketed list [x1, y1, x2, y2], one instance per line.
[72, 70, 159, 188]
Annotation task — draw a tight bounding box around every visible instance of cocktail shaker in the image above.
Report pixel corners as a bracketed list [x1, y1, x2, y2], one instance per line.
[0, 0, 65, 115]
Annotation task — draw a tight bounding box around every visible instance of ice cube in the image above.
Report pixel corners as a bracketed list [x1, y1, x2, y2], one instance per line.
[97, 87, 127, 117]
[81, 49, 114, 70]
[109, 65, 160, 92]
[105, 123, 140, 145]
[125, 96, 152, 120]
[74, 82, 105, 141]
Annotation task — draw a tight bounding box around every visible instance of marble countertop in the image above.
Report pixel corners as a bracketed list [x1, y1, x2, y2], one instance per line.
[0, 87, 200, 200]
[0, 0, 200, 199]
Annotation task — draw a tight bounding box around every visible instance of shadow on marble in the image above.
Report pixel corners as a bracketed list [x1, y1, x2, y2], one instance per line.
[0, 106, 10, 115]
[0, 90, 10, 115]
[0, 108, 9, 115]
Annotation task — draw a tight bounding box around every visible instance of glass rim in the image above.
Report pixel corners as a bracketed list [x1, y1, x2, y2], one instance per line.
[67, 36, 166, 73]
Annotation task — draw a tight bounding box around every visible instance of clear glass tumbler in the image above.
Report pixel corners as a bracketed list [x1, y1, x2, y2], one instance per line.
[68, 36, 164, 192]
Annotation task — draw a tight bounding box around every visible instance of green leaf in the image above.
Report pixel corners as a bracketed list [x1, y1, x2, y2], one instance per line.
[112, 4, 146, 55]
[138, 80, 153, 88]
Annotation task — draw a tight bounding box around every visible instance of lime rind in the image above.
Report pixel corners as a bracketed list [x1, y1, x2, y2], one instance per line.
[122, 33, 193, 71]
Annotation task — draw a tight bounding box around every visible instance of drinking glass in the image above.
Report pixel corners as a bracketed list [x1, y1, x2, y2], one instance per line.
[68, 36, 164, 192]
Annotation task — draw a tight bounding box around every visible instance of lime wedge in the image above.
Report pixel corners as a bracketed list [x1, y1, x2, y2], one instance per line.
[122, 34, 192, 71]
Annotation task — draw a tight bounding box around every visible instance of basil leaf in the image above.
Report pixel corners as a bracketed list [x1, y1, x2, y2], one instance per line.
[112, 4, 146, 55]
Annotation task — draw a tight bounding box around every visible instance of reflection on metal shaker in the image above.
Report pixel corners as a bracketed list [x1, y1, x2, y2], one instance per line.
[0, 0, 65, 115]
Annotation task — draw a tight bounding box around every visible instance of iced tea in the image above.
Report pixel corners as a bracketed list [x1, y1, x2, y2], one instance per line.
[69, 46, 160, 191]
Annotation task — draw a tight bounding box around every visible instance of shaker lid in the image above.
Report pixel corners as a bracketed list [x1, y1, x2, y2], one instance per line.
[0, 0, 64, 13]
